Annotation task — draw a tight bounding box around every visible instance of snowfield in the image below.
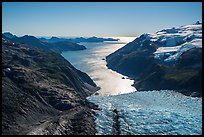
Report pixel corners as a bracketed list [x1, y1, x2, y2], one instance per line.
[87, 90, 202, 135]
[150, 24, 202, 46]
[141, 23, 202, 62]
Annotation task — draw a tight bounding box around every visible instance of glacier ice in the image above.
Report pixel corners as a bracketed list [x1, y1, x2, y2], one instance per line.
[87, 90, 202, 135]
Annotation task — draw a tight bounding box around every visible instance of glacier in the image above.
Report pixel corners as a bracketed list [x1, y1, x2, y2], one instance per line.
[144, 23, 202, 62]
[87, 90, 202, 135]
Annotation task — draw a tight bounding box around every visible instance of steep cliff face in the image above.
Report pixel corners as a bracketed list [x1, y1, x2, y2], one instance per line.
[2, 38, 99, 135]
[106, 23, 202, 97]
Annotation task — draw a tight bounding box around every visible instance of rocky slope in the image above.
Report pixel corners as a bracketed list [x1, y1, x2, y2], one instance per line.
[2, 38, 99, 135]
[106, 22, 202, 97]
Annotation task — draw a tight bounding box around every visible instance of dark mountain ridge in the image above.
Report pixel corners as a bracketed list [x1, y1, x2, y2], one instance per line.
[2, 37, 99, 135]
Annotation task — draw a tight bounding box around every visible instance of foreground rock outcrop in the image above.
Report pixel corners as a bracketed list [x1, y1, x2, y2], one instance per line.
[106, 23, 202, 97]
[2, 38, 99, 135]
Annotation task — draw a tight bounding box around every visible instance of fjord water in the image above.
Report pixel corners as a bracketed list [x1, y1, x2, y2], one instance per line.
[62, 37, 202, 135]
[62, 37, 136, 96]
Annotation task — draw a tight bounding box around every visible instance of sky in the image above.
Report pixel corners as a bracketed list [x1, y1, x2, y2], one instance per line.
[2, 2, 202, 37]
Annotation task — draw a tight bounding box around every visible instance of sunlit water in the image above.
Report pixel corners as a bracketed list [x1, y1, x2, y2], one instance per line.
[87, 90, 202, 135]
[62, 37, 202, 135]
[62, 37, 136, 95]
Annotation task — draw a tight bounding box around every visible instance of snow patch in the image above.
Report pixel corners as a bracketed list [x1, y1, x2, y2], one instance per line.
[151, 24, 202, 61]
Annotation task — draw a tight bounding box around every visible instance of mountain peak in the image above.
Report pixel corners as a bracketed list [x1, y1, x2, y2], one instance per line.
[50, 36, 59, 39]
[2, 32, 17, 39]
[21, 35, 39, 40]
[195, 21, 201, 25]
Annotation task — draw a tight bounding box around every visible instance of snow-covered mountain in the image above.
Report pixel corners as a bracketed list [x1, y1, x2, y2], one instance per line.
[149, 23, 202, 62]
[106, 22, 202, 97]
[125, 22, 202, 63]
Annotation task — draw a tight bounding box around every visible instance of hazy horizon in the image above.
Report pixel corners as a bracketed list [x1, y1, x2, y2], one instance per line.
[2, 2, 202, 37]
[2, 32, 137, 40]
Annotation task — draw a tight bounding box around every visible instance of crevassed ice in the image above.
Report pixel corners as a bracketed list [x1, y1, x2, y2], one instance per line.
[87, 90, 202, 135]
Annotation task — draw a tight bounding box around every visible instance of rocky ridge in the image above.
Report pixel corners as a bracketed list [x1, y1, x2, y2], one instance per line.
[2, 37, 99, 135]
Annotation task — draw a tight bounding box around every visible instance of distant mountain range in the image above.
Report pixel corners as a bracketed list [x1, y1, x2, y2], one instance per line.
[2, 32, 119, 53]
[39, 36, 119, 43]
[2, 32, 86, 53]
[106, 22, 202, 97]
